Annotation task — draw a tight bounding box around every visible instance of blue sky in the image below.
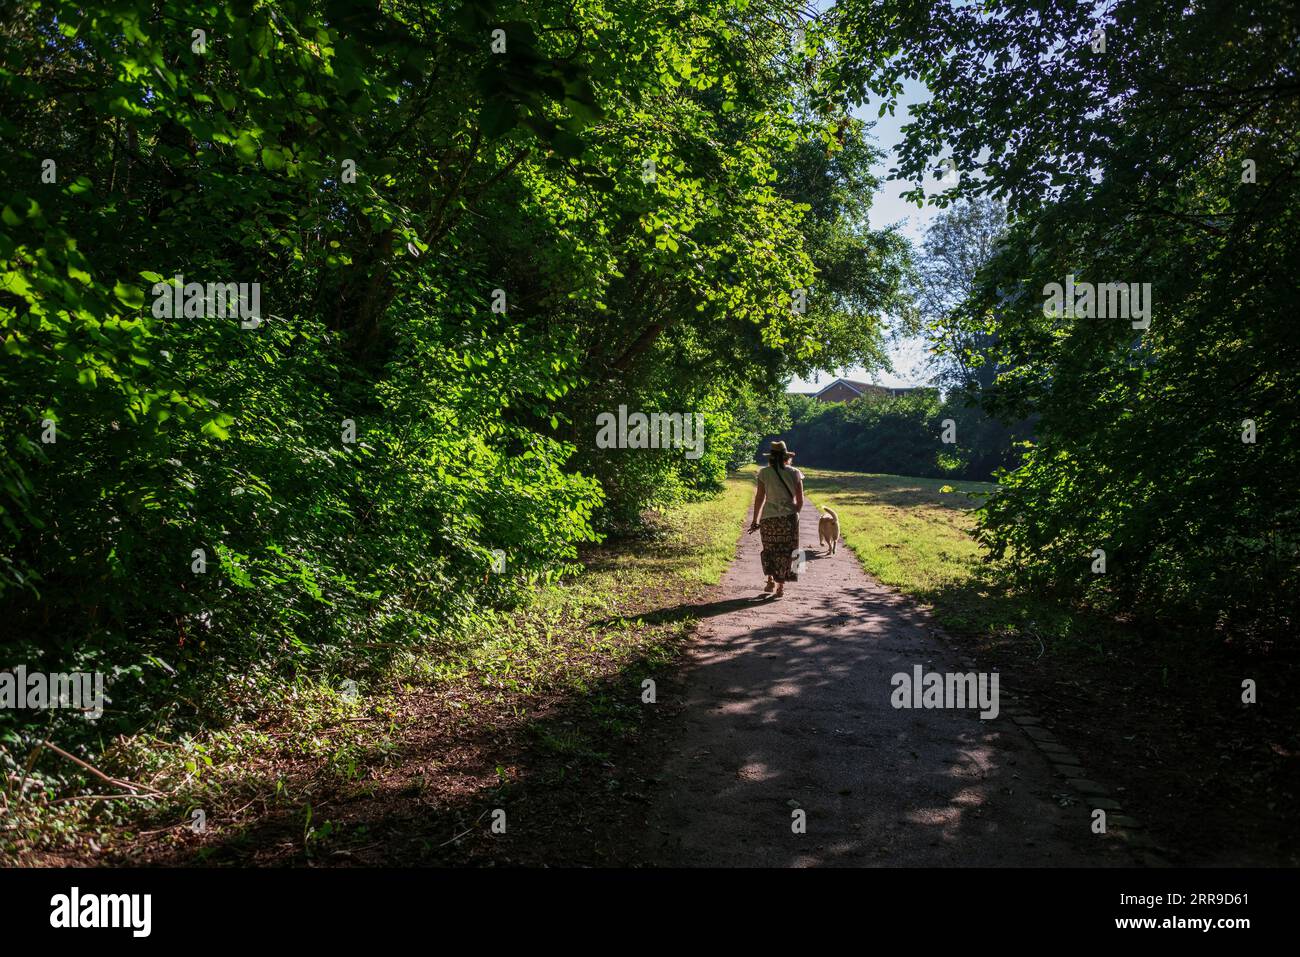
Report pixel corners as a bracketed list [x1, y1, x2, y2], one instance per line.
[787, 77, 939, 393]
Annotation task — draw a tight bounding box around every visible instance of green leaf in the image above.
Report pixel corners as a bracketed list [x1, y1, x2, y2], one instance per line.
[201, 418, 231, 440]
[113, 281, 145, 309]
[234, 132, 260, 163]
[261, 146, 286, 171]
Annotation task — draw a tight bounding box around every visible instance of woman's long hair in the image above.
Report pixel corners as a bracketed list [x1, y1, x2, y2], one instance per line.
[767, 449, 791, 469]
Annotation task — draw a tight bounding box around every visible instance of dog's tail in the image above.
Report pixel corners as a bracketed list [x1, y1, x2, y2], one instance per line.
[821, 506, 838, 521]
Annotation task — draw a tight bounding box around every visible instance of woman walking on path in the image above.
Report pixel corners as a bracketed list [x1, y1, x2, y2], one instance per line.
[748, 440, 804, 598]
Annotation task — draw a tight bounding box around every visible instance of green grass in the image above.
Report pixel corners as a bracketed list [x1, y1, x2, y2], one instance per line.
[4, 474, 754, 864]
[802, 469, 993, 597]
[802, 468, 1086, 644]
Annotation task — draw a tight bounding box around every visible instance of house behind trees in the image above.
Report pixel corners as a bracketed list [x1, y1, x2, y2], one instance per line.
[797, 378, 928, 404]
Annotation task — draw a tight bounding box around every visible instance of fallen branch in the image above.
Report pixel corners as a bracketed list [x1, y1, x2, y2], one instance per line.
[436, 824, 476, 849]
[437, 808, 492, 848]
[36, 740, 164, 798]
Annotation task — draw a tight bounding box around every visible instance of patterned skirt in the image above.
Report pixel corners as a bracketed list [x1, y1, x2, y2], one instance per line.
[759, 513, 800, 582]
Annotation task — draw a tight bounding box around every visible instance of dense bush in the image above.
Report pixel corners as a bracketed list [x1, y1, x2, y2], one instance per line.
[832, 0, 1300, 637]
[0, 0, 912, 748]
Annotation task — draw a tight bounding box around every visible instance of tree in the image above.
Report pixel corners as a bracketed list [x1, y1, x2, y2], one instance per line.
[0, 0, 916, 742]
[918, 196, 1006, 393]
[830, 0, 1300, 637]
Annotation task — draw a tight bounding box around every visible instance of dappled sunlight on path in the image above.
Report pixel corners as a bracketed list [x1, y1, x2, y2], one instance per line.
[641, 499, 1123, 867]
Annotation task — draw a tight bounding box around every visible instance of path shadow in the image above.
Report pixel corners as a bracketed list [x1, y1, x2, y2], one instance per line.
[593, 595, 769, 628]
[128, 593, 1097, 868]
[634, 591, 1122, 868]
[118, 521, 1120, 869]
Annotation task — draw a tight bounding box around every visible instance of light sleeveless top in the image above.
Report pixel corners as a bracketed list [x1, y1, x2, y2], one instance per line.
[757, 465, 802, 519]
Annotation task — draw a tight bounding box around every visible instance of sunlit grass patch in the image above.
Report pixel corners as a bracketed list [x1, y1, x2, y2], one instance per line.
[802, 468, 1086, 645]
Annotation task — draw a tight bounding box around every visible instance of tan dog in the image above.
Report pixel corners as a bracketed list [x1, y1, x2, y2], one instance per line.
[818, 506, 840, 554]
